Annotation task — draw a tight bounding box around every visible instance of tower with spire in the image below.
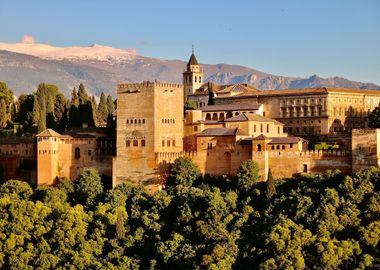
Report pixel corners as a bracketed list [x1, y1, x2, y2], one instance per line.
[183, 47, 203, 101]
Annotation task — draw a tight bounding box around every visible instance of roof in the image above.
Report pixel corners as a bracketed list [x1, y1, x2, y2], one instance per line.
[201, 103, 261, 112]
[216, 84, 260, 95]
[268, 137, 307, 144]
[254, 134, 269, 140]
[0, 136, 35, 145]
[36, 129, 62, 137]
[68, 127, 108, 133]
[187, 53, 199, 66]
[225, 113, 284, 125]
[196, 128, 247, 137]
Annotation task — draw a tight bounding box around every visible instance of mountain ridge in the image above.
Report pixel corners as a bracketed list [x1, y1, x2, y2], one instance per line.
[0, 42, 378, 97]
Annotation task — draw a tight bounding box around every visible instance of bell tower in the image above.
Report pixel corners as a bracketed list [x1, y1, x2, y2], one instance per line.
[183, 47, 203, 101]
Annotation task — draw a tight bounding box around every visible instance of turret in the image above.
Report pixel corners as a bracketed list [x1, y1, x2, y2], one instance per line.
[183, 48, 203, 101]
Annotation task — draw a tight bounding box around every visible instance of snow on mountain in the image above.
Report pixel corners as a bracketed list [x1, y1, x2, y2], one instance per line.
[0, 42, 137, 62]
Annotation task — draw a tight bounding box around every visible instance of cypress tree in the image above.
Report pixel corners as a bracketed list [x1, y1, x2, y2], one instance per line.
[266, 168, 276, 200]
[98, 92, 108, 123]
[78, 83, 89, 105]
[0, 99, 7, 128]
[106, 94, 115, 115]
[115, 210, 125, 240]
[71, 87, 79, 107]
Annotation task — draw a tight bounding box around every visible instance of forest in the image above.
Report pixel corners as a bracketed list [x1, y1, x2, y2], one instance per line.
[0, 158, 379, 269]
[0, 82, 115, 135]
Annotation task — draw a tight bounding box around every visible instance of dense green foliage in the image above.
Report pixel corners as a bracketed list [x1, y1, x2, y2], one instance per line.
[0, 82, 14, 128]
[0, 164, 379, 269]
[368, 103, 380, 128]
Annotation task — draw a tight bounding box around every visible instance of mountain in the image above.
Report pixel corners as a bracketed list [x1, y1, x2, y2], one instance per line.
[0, 42, 378, 97]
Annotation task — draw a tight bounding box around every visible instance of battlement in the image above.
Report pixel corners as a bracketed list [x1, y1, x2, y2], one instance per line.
[155, 151, 199, 163]
[352, 128, 378, 135]
[118, 81, 182, 93]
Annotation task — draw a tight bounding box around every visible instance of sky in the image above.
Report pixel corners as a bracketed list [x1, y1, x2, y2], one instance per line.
[0, 0, 379, 84]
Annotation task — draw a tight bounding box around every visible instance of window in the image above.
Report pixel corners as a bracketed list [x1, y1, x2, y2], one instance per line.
[75, 148, 80, 159]
[271, 145, 274, 150]
[257, 144, 262, 151]
[126, 140, 131, 147]
[172, 140, 175, 147]
[194, 126, 198, 132]
[276, 145, 280, 150]
[254, 125, 256, 132]
[303, 164, 308, 173]
[195, 76, 197, 83]
[88, 150, 92, 156]
[167, 140, 171, 147]
[267, 124, 269, 133]
[278, 126, 280, 134]
[282, 145, 285, 150]
[260, 124, 263, 133]
[127, 119, 129, 124]
[138, 119, 141, 124]
[133, 140, 138, 147]
[162, 140, 165, 147]
[290, 144, 293, 148]
[141, 139, 146, 147]
[143, 119, 145, 124]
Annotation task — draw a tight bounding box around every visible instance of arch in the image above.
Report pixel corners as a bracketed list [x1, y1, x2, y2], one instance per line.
[74, 147, 80, 159]
[257, 144, 262, 151]
[205, 113, 211, 120]
[219, 113, 225, 121]
[235, 112, 239, 116]
[212, 113, 218, 121]
[281, 145, 285, 150]
[126, 119, 129, 124]
[226, 112, 233, 118]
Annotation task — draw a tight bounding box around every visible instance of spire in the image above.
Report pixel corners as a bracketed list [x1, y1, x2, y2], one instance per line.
[187, 46, 199, 66]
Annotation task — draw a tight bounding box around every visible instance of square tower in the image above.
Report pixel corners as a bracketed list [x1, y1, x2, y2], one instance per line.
[112, 81, 184, 186]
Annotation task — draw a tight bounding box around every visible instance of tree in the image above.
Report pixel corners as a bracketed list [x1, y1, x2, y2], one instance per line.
[266, 168, 276, 200]
[0, 99, 7, 128]
[368, 103, 380, 127]
[78, 83, 89, 105]
[106, 94, 115, 115]
[71, 87, 79, 107]
[116, 209, 126, 240]
[74, 168, 103, 207]
[167, 157, 200, 187]
[235, 160, 260, 192]
[98, 92, 108, 123]
[0, 180, 33, 200]
[184, 100, 197, 110]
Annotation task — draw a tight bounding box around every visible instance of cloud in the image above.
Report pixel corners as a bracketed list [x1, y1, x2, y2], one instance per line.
[21, 35, 35, 44]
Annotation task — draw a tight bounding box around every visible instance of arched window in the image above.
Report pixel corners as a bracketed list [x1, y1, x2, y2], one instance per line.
[219, 113, 225, 121]
[235, 112, 239, 116]
[134, 119, 137, 124]
[226, 112, 233, 118]
[282, 145, 285, 150]
[212, 113, 218, 120]
[142, 119, 145, 124]
[257, 144, 262, 151]
[126, 119, 129, 124]
[138, 119, 141, 124]
[126, 140, 131, 147]
[133, 140, 138, 147]
[75, 148, 80, 159]
[206, 113, 211, 120]
[195, 76, 197, 83]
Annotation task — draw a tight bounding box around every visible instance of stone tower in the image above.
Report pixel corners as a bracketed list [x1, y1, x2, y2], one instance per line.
[112, 81, 184, 187]
[183, 48, 203, 101]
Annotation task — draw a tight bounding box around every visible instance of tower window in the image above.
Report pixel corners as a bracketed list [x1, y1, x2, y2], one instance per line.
[141, 139, 146, 147]
[74, 148, 80, 159]
[195, 76, 197, 83]
[172, 140, 175, 147]
[167, 140, 171, 147]
[162, 140, 165, 147]
[126, 140, 131, 147]
[133, 140, 138, 147]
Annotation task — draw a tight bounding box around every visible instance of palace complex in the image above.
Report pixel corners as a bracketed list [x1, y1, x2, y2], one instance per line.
[1, 52, 380, 189]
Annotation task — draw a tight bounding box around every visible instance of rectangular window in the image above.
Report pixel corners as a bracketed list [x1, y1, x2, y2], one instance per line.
[162, 140, 165, 147]
[126, 140, 131, 147]
[141, 139, 146, 147]
[254, 125, 256, 132]
[88, 150, 92, 156]
[172, 140, 175, 147]
[290, 144, 293, 148]
[278, 126, 280, 134]
[133, 140, 138, 147]
[167, 140, 171, 147]
[260, 124, 263, 133]
[267, 124, 269, 133]
[194, 126, 198, 132]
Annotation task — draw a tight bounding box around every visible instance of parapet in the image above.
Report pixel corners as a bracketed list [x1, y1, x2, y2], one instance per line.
[118, 81, 183, 93]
